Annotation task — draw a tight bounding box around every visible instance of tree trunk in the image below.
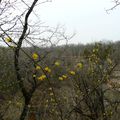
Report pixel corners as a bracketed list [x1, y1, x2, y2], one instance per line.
[20, 104, 30, 120]
[20, 98, 31, 120]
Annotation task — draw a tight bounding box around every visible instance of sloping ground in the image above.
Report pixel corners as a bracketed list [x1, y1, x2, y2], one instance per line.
[105, 64, 120, 120]
[111, 64, 120, 91]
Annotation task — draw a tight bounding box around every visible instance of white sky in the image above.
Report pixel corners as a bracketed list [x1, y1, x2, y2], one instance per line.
[35, 0, 120, 44]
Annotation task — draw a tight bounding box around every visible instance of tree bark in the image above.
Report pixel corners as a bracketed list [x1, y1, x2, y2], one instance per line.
[20, 104, 29, 120]
[20, 97, 31, 120]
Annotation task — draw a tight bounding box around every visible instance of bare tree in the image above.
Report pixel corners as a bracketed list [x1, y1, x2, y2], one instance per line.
[0, 0, 72, 120]
[14, 1, 39, 120]
[66, 43, 120, 120]
[106, 0, 120, 11]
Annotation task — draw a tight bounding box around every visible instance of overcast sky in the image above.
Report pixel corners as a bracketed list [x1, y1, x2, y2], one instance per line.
[35, 0, 120, 44]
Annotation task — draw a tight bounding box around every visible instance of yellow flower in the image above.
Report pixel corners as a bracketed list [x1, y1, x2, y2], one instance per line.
[38, 75, 46, 81]
[62, 75, 67, 79]
[69, 71, 75, 75]
[28, 105, 31, 108]
[77, 63, 83, 69]
[50, 92, 54, 96]
[49, 87, 52, 90]
[54, 61, 60, 66]
[32, 53, 39, 60]
[107, 58, 112, 64]
[8, 101, 12, 104]
[5, 37, 12, 42]
[59, 77, 64, 81]
[33, 74, 36, 78]
[51, 109, 55, 112]
[46, 99, 49, 103]
[93, 48, 98, 53]
[36, 65, 41, 70]
[45, 104, 48, 108]
[51, 98, 55, 102]
[16, 102, 22, 107]
[44, 67, 51, 73]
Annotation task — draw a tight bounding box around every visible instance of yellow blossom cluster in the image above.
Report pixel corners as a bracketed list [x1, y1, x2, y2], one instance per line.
[62, 75, 67, 79]
[59, 77, 63, 81]
[32, 53, 39, 60]
[69, 71, 75, 75]
[92, 48, 99, 53]
[107, 58, 112, 64]
[44, 67, 51, 73]
[54, 61, 60, 66]
[50, 92, 54, 96]
[5, 37, 12, 42]
[49, 87, 52, 90]
[8, 101, 12, 104]
[16, 102, 22, 107]
[33, 74, 36, 78]
[35, 65, 41, 70]
[37, 75, 46, 81]
[76, 62, 83, 69]
[59, 74, 67, 81]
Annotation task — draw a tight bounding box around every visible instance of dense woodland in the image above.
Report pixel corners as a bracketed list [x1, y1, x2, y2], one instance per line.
[0, 41, 120, 120]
